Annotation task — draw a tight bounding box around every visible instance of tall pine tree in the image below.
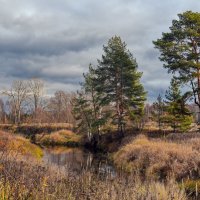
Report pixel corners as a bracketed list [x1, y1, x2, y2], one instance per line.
[153, 11, 200, 118]
[83, 64, 109, 138]
[72, 64, 109, 142]
[96, 36, 146, 136]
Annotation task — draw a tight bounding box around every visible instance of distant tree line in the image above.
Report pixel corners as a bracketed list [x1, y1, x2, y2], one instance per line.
[0, 78, 75, 125]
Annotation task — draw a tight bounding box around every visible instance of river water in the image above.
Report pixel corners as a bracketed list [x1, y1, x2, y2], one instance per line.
[42, 147, 116, 178]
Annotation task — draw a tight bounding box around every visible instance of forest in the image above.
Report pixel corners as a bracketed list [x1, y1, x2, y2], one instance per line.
[0, 10, 200, 200]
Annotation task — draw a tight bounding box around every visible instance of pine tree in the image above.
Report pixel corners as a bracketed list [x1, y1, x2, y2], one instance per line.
[153, 11, 200, 119]
[83, 64, 109, 138]
[72, 65, 109, 142]
[152, 94, 165, 131]
[72, 91, 93, 141]
[96, 36, 146, 136]
[165, 78, 193, 132]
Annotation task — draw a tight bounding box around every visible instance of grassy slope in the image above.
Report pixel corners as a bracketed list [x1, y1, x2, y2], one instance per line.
[0, 123, 82, 147]
[0, 131, 43, 159]
[35, 129, 82, 146]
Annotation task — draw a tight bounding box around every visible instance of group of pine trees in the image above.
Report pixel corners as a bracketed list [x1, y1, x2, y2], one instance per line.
[153, 10, 200, 132]
[72, 10, 200, 140]
[72, 36, 146, 141]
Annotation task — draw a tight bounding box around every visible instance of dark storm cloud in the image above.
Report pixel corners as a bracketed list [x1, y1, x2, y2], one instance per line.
[0, 34, 103, 55]
[0, 0, 200, 100]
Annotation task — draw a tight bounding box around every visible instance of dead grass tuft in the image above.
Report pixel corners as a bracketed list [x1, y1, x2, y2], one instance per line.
[113, 135, 200, 180]
[36, 130, 81, 146]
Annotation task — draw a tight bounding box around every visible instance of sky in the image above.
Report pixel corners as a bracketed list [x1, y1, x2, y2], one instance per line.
[0, 0, 200, 102]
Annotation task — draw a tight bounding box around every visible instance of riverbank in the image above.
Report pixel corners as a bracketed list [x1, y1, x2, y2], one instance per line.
[1, 127, 200, 198]
[0, 123, 73, 136]
[0, 130, 43, 159]
[113, 134, 200, 180]
[35, 129, 82, 147]
[0, 147, 187, 200]
[0, 123, 82, 147]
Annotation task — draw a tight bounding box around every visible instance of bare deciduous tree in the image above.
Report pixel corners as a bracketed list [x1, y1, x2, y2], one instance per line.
[28, 78, 44, 118]
[2, 80, 30, 124]
[48, 91, 74, 123]
[0, 99, 6, 123]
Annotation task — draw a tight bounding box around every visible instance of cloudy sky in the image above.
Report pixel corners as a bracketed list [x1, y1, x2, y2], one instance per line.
[0, 0, 200, 102]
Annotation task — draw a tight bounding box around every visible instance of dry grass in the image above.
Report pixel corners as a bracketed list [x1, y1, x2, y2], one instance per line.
[113, 135, 200, 180]
[0, 123, 73, 136]
[1, 128, 200, 199]
[0, 131, 43, 159]
[0, 130, 188, 200]
[0, 151, 187, 200]
[166, 132, 200, 153]
[36, 130, 81, 146]
[181, 179, 200, 197]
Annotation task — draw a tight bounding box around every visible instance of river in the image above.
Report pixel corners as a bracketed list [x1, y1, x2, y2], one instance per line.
[42, 147, 116, 178]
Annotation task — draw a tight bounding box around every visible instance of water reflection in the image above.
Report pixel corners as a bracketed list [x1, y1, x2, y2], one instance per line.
[43, 147, 116, 178]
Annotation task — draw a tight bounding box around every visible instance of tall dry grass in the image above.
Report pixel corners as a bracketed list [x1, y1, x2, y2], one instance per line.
[0, 131, 43, 158]
[1, 130, 200, 199]
[113, 135, 200, 180]
[0, 151, 187, 200]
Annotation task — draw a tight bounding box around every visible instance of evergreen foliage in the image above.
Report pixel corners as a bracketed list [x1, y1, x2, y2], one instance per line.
[152, 94, 165, 131]
[96, 36, 146, 135]
[153, 11, 200, 115]
[72, 91, 93, 140]
[164, 78, 193, 132]
[72, 36, 146, 138]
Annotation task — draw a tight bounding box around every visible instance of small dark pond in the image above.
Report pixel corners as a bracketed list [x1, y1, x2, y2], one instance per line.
[42, 147, 116, 178]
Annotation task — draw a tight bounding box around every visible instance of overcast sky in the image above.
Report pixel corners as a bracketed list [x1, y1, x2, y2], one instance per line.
[0, 0, 200, 102]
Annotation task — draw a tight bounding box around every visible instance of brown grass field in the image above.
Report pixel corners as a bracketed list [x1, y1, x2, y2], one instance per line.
[0, 126, 200, 199]
[113, 135, 200, 181]
[0, 148, 187, 200]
